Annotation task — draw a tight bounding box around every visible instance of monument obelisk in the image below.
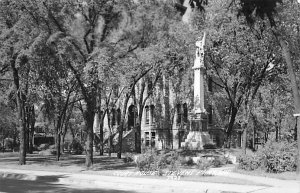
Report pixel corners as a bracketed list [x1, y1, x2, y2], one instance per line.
[193, 32, 206, 115]
[181, 32, 211, 149]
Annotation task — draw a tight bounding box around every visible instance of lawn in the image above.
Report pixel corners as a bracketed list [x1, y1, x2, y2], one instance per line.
[232, 167, 298, 180]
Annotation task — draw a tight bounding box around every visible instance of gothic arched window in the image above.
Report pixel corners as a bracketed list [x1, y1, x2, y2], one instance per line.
[145, 106, 150, 124]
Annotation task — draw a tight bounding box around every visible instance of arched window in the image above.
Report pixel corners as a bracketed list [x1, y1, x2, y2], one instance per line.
[145, 106, 150, 124]
[150, 105, 155, 124]
[128, 105, 135, 130]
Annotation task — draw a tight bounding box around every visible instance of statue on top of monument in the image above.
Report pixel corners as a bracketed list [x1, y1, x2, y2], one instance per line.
[193, 32, 206, 69]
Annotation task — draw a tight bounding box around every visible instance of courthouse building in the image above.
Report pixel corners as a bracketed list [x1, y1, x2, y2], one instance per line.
[98, 0, 225, 152]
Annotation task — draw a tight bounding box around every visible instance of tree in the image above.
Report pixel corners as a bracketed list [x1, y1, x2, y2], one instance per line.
[0, 0, 44, 164]
[234, 0, 300, 174]
[203, 1, 279, 151]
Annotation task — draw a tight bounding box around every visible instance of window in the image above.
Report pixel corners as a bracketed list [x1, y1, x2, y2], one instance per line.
[150, 105, 155, 124]
[151, 132, 155, 147]
[145, 106, 150, 124]
[147, 79, 153, 92]
[113, 85, 119, 97]
[128, 105, 135, 130]
[145, 132, 150, 147]
[211, 134, 217, 144]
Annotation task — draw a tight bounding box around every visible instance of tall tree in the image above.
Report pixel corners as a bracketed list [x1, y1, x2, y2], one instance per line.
[203, 1, 279, 150]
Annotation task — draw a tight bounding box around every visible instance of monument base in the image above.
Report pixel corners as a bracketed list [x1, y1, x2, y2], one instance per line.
[181, 113, 212, 150]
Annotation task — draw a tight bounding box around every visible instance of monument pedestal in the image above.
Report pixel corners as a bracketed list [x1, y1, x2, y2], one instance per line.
[181, 112, 212, 150]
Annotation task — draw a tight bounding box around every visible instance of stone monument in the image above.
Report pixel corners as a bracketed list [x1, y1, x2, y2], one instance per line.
[181, 32, 212, 149]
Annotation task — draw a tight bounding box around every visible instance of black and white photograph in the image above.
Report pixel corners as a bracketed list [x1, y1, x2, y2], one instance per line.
[0, 0, 299, 192]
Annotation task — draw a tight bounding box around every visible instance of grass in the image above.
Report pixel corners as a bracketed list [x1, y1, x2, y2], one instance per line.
[232, 167, 298, 180]
[0, 152, 19, 158]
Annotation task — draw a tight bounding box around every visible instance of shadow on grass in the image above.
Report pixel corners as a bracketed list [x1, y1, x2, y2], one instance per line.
[0, 154, 136, 171]
[55, 156, 136, 170]
[0, 175, 137, 193]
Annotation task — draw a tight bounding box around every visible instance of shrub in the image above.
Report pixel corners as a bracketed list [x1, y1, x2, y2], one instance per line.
[69, 140, 84, 155]
[260, 141, 296, 173]
[196, 158, 212, 170]
[135, 150, 180, 175]
[237, 141, 297, 173]
[237, 154, 262, 170]
[123, 153, 134, 163]
[180, 156, 194, 166]
[135, 150, 156, 171]
[211, 157, 224, 168]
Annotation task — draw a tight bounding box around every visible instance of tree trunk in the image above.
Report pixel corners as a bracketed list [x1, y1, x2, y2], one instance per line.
[60, 134, 64, 154]
[99, 121, 104, 156]
[295, 118, 298, 141]
[135, 108, 143, 154]
[11, 58, 26, 165]
[56, 133, 61, 161]
[25, 112, 30, 153]
[135, 124, 141, 153]
[242, 125, 247, 155]
[242, 103, 250, 155]
[252, 115, 256, 151]
[108, 126, 111, 157]
[108, 110, 112, 157]
[25, 124, 29, 153]
[252, 126, 255, 151]
[276, 123, 279, 142]
[162, 75, 171, 148]
[55, 117, 62, 161]
[28, 106, 35, 154]
[19, 112, 26, 165]
[279, 38, 300, 174]
[85, 105, 94, 167]
[226, 106, 238, 148]
[118, 95, 130, 159]
[28, 131, 34, 154]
